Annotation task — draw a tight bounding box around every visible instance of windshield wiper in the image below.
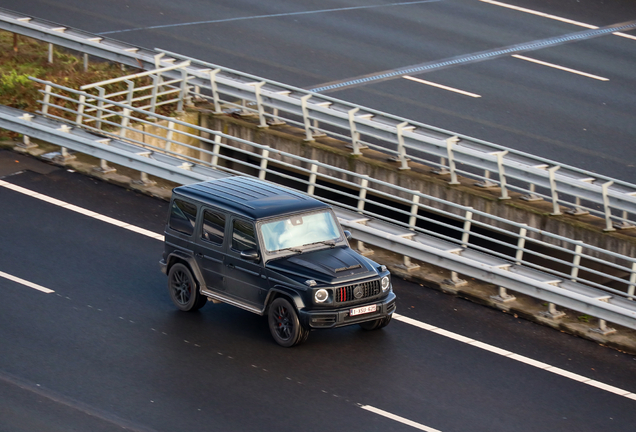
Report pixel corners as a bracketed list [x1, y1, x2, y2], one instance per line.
[306, 239, 337, 248]
[278, 247, 304, 255]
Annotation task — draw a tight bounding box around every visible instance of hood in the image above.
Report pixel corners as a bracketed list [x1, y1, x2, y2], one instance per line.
[266, 246, 376, 284]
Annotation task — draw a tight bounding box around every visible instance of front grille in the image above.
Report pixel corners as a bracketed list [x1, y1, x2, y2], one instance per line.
[335, 280, 381, 303]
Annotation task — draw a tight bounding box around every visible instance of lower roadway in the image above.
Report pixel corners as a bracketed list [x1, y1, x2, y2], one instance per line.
[1, 153, 635, 432]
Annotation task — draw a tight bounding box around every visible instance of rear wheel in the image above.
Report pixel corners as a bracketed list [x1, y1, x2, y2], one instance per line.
[168, 263, 206, 312]
[268, 298, 307, 347]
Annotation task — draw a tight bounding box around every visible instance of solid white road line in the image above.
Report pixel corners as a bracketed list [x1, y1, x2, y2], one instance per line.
[3, 179, 635, 403]
[0, 271, 54, 293]
[361, 405, 442, 432]
[404, 76, 481, 97]
[0, 180, 164, 241]
[511, 55, 609, 81]
[480, 0, 636, 41]
[393, 314, 636, 401]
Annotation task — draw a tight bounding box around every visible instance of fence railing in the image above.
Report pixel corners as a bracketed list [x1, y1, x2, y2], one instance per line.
[28, 78, 636, 305]
[1, 9, 635, 231]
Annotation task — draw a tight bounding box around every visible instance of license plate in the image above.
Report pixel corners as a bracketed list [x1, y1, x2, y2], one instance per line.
[350, 304, 377, 316]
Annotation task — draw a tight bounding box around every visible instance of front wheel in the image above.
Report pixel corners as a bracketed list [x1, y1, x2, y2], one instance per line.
[268, 298, 308, 347]
[359, 314, 392, 331]
[168, 263, 207, 312]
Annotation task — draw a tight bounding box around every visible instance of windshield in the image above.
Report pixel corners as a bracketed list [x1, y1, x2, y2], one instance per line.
[260, 211, 341, 253]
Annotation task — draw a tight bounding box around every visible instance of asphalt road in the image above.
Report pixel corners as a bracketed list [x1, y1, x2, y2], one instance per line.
[2, 0, 635, 182]
[1, 155, 636, 431]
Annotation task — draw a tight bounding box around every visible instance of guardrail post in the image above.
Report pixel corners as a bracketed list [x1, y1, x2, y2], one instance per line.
[570, 242, 583, 282]
[94, 139, 116, 174]
[445, 136, 460, 185]
[133, 151, 156, 186]
[602, 181, 616, 232]
[259, 146, 270, 180]
[541, 303, 565, 319]
[408, 192, 420, 230]
[96, 87, 106, 129]
[125, 80, 135, 106]
[495, 151, 510, 200]
[42, 84, 51, 116]
[177, 67, 188, 112]
[628, 262, 636, 300]
[15, 114, 37, 150]
[461, 207, 473, 248]
[475, 169, 497, 188]
[548, 166, 562, 215]
[491, 286, 516, 303]
[54, 125, 76, 162]
[300, 94, 314, 142]
[83, 53, 88, 72]
[348, 108, 368, 155]
[521, 182, 543, 202]
[119, 108, 131, 138]
[211, 135, 222, 168]
[515, 224, 527, 265]
[165, 121, 175, 151]
[150, 75, 159, 115]
[614, 210, 635, 230]
[390, 122, 412, 170]
[48, 43, 53, 63]
[357, 176, 369, 213]
[208, 69, 222, 113]
[592, 318, 616, 335]
[307, 162, 319, 196]
[251, 81, 268, 128]
[75, 94, 86, 125]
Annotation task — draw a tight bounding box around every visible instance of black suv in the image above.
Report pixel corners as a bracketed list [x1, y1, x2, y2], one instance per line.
[160, 176, 395, 347]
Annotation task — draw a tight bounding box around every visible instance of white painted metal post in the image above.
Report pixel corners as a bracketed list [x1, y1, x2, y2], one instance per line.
[394, 122, 412, 170]
[75, 95, 86, 125]
[348, 108, 362, 155]
[211, 135, 221, 168]
[548, 166, 562, 215]
[307, 162, 319, 196]
[602, 181, 615, 232]
[150, 75, 159, 115]
[445, 136, 460, 185]
[495, 150, 510, 200]
[259, 147, 270, 180]
[300, 94, 314, 141]
[408, 193, 420, 230]
[83, 53, 88, 72]
[96, 87, 105, 129]
[48, 43, 53, 63]
[119, 108, 131, 138]
[177, 67, 188, 112]
[570, 242, 583, 282]
[165, 121, 175, 151]
[42, 85, 51, 116]
[125, 80, 135, 106]
[515, 225, 528, 265]
[461, 208, 473, 248]
[252, 81, 268, 128]
[209, 69, 222, 113]
[16, 114, 36, 149]
[628, 262, 636, 300]
[357, 176, 369, 213]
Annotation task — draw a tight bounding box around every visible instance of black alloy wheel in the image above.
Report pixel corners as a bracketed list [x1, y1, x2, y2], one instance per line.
[268, 298, 307, 347]
[168, 263, 207, 312]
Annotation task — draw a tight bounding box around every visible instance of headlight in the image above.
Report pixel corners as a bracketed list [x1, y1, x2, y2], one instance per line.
[381, 276, 390, 292]
[315, 288, 329, 303]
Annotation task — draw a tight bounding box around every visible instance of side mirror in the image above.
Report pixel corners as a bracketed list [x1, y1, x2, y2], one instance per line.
[240, 249, 260, 261]
[343, 230, 352, 241]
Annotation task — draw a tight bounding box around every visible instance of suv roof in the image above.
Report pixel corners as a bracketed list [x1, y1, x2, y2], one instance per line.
[172, 176, 330, 220]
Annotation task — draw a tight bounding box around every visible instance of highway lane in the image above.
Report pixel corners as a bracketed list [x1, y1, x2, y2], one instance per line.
[2, 160, 636, 431]
[2, 0, 635, 182]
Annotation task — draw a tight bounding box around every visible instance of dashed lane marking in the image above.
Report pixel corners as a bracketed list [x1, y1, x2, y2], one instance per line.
[393, 314, 636, 401]
[403, 76, 481, 97]
[0, 180, 164, 241]
[361, 405, 442, 432]
[511, 55, 609, 81]
[0, 271, 54, 293]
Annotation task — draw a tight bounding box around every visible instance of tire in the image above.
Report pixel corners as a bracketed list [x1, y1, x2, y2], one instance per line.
[268, 298, 307, 347]
[168, 263, 206, 312]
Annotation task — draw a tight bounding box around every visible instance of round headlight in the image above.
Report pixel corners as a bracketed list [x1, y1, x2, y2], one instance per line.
[315, 288, 329, 303]
[381, 276, 390, 292]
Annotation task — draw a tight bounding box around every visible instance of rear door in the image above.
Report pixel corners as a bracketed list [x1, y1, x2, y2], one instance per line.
[194, 208, 227, 292]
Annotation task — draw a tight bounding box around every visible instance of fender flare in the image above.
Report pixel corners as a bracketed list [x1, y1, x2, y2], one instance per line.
[166, 251, 208, 292]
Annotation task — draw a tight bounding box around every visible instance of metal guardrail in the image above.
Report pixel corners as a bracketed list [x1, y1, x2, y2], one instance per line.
[3, 76, 635, 331]
[1, 8, 636, 231]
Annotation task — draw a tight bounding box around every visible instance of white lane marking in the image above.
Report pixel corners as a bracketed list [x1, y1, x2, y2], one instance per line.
[361, 405, 442, 432]
[511, 55, 609, 81]
[480, 0, 636, 41]
[404, 76, 481, 97]
[393, 314, 636, 400]
[98, 0, 441, 35]
[0, 271, 54, 293]
[0, 180, 165, 241]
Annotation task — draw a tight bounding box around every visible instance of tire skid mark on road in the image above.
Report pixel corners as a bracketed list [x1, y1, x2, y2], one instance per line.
[0, 180, 164, 241]
[394, 313, 636, 401]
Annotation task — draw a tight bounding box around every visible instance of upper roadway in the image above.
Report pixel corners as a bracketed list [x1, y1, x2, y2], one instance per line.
[2, 0, 635, 183]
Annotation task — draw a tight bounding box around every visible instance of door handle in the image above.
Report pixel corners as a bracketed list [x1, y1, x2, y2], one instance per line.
[196, 252, 203, 257]
[226, 263, 235, 269]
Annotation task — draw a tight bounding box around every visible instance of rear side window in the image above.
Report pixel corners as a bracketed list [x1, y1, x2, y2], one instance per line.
[202, 210, 226, 245]
[232, 219, 256, 252]
[169, 199, 197, 236]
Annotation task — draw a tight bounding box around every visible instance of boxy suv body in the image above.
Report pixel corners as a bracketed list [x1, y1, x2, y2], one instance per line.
[160, 177, 395, 346]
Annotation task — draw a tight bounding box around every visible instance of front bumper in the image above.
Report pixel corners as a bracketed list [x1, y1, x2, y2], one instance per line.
[299, 292, 396, 329]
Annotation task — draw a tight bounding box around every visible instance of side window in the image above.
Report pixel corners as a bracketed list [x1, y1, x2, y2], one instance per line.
[232, 219, 256, 252]
[169, 199, 197, 236]
[202, 210, 226, 245]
